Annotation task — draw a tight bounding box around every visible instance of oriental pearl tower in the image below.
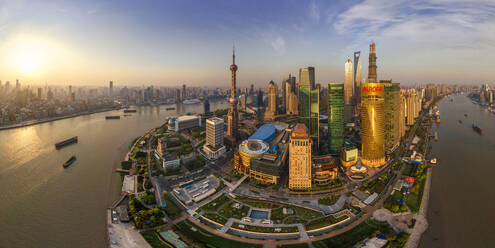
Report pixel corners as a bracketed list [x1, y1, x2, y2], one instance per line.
[227, 46, 239, 143]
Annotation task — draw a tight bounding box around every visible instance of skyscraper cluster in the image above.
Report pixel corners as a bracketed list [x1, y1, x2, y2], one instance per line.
[298, 67, 320, 145]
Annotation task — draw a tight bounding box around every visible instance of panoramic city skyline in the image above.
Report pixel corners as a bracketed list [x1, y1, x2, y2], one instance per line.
[1, 0, 494, 86]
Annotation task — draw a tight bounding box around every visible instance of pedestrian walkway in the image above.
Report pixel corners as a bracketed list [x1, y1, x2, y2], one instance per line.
[298, 224, 309, 240]
[220, 219, 234, 233]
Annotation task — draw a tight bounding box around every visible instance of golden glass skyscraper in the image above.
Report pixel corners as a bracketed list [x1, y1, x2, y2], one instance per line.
[361, 83, 385, 167]
[344, 57, 353, 105]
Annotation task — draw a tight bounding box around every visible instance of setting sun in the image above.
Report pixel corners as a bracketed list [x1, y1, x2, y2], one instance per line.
[2, 35, 59, 76]
[16, 44, 45, 73]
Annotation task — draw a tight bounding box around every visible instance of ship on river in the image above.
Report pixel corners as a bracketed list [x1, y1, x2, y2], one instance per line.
[123, 109, 137, 113]
[55, 136, 78, 150]
[105, 116, 120, 120]
[63, 156, 77, 168]
[472, 123, 482, 135]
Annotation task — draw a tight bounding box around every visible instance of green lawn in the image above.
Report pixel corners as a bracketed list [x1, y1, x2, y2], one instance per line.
[235, 196, 281, 209]
[202, 213, 228, 224]
[318, 195, 340, 206]
[284, 216, 306, 224]
[270, 207, 295, 223]
[231, 222, 298, 233]
[312, 220, 403, 248]
[293, 205, 324, 220]
[305, 214, 349, 230]
[162, 193, 183, 220]
[175, 219, 261, 248]
[218, 202, 249, 219]
[406, 176, 426, 213]
[141, 231, 173, 248]
[200, 195, 230, 212]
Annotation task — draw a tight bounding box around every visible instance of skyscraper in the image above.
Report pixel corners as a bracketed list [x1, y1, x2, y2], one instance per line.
[264, 81, 277, 120]
[109, 81, 113, 96]
[328, 83, 344, 154]
[406, 90, 416, 126]
[298, 67, 319, 145]
[289, 123, 312, 190]
[353, 51, 362, 105]
[206, 117, 224, 148]
[204, 98, 210, 115]
[257, 88, 264, 108]
[299, 67, 315, 89]
[344, 57, 354, 122]
[344, 57, 353, 105]
[175, 88, 181, 103]
[203, 117, 226, 159]
[368, 42, 377, 83]
[284, 74, 297, 114]
[399, 92, 406, 138]
[361, 82, 385, 167]
[383, 80, 400, 153]
[227, 47, 239, 143]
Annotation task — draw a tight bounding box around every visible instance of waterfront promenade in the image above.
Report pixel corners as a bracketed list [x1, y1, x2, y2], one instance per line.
[405, 167, 432, 248]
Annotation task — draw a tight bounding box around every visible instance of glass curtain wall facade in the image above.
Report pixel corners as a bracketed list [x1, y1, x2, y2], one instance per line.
[361, 82, 385, 167]
[328, 83, 344, 154]
[383, 81, 400, 153]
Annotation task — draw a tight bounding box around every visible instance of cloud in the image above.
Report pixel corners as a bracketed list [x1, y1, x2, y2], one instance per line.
[309, 0, 320, 23]
[270, 35, 286, 54]
[333, 0, 495, 51]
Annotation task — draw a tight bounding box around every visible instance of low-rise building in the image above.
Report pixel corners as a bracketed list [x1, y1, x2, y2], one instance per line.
[173, 115, 202, 131]
[312, 155, 338, 185]
[341, 146, 358, 167]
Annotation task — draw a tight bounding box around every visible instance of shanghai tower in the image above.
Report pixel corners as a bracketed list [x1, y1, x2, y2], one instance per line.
[368, 42, 377, 83]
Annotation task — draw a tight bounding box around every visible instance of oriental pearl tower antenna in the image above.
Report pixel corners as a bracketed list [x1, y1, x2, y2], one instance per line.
[227, 44, 239, 143]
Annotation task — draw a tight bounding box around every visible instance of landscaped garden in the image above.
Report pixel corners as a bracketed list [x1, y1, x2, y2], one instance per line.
[141, 231, 173, 248]
[318, 195, 340, 206]
[174, 219, 261, 248]
[305, 214, 350, 231]
[312, 220, 409, 248]
[162, 192, 182, 220]
[231, 222, 299, 233]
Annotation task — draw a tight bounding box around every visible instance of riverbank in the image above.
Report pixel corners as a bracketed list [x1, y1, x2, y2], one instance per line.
[0, 107, 119, 131]
[404, 167, 431, 248]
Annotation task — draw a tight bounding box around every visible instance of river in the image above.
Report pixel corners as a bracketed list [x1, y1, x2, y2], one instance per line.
[0, 100, 228, 248]
[420, 94, 495, 248]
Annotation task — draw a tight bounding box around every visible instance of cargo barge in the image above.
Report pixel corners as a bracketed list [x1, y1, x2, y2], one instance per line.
[166, 107, 175, 111]
[105, 116, 120, 120]
[472, 124, 482, 135]
[123, 109, 137, 113]
[63, 156, 77, 168]
[55, 136, 78, 150]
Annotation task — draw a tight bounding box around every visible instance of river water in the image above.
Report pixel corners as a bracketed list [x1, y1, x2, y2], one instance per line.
[0, 100, 228, 248]
[420, 94, 495, 248]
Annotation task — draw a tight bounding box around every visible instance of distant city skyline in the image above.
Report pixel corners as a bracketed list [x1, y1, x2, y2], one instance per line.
[1, 0, 494, 86]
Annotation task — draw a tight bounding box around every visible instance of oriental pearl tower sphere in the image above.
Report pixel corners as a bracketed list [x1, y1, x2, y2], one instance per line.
[227, 46, 239, 142]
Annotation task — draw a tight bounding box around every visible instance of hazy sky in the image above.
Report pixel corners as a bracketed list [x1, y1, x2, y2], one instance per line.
[0, 0, 494, 87]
